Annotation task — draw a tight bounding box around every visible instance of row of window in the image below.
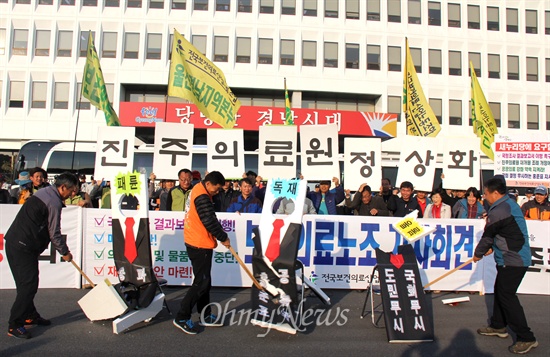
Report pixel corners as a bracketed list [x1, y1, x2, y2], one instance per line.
[0, 79, 548, 131]
[4, 0, 550, 36]
[2, 29, 549, 83]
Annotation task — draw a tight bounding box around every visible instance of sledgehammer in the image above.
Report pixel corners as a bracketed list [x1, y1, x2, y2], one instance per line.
[71, 260, 96, 288]
[228, 246, 264, 291]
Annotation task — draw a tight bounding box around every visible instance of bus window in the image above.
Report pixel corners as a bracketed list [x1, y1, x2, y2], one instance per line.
[134, 153, 153, 177]
[14, 141, 58, 174]
[47, 151, 95, 174]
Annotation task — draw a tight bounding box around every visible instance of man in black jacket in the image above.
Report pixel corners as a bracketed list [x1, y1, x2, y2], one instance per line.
[213, 179, 240, 212]
[4, 172, 77, 339]
[387, 181, 423, 217]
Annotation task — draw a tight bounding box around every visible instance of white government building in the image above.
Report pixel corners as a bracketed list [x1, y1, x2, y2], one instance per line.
[0, 0, 549, 178]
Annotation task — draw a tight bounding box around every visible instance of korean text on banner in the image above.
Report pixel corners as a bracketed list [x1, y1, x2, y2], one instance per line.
[153, 122, 194, 179]
[82, 31, 120, 126]
[94, 126, 136, 180]
[168, 29, 240, 129]
[343, 137, 382, 191]
[470, 61, 498, 161]
[395, 136, 438, 193]
[207, 128, 245, 179]
[258, 125, 297, 180]
[402, 38, 441, 137]
[442, 137, 481, 190]
[299, 124, 340, 180]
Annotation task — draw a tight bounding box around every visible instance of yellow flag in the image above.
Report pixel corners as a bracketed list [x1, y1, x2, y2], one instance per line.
[168, 29, 240, 129]
[470, 61, 498, 160]
[402, 38, 441, 137]
[81, 31, 120, 126]
[284, 78, 293, 125]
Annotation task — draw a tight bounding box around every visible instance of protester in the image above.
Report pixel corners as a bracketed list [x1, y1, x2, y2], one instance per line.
[307, 177, 345, 215]
[173, 171, 230, 335]
[521, 185, 550, 220]
[415, 190, 431, 216]
[65, 181, 92, 207]
[0, 174, 13, 204]
[453, 187, 486, 219]
[424, 189, 451, 219]
[243, 170, 265, 203]
[4, 172, 77, 339]
[474, 178, 537, 354]
[213, 179, 240, 212]
[90, 179, 111, 208]
[508, 188, 519, 204]
[344, 184, 389, 216]
[12, 168, 50, 204]
[226, 178, 263, 213]
[79, 174, 93, 195]
[518, 188, 534, 207]
[387, 181, 423, 217]
[191, 170, 202, 186]
[378, 178, 394, 204]
[166, 169, 193, 212]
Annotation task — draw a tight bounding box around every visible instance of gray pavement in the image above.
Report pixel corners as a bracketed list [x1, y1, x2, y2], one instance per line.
[0, 287, 548, 357]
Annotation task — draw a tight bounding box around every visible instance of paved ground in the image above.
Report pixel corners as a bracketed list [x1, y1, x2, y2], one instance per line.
[0, 287, 548, 357]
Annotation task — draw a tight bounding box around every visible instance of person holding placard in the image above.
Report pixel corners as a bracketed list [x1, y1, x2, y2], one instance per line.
[424, 189, 451, 219]
[344, 184, 389, 217]
[387, 181, 423, 218]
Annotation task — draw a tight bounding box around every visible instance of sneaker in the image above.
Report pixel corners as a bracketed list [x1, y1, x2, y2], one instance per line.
[173, 319, 198, 335]
[199, 314, 223, 327]
[8, 327, 32, 339]
[477, 326, 509, 338]
[508, 341, 538, 354]
[25, 317, 51, 327]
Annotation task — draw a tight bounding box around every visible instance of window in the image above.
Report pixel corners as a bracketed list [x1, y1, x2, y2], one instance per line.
[508, 103, 520, 128]
[388, 0, 401, 23]
[281, 0, 295, 15]
[487, 7, 499, 31]
[280, 39, 295, 65]
[546, 11, 550, 35]
[105, 0, 120, 7]
[408, 0, 420, 24]
[302, 40, 316, 66]
[410, 47, 421, 73]
[12, 29, 28, 55]
[449, 51, 461, 75]
[214, 36, 228, 62]
[236, 37, 251, 63]
[325, 0, 338, 18]
[526, 57, 538, 81]
[429, 98, 442, 124]
[527, 105, 539, 130]
[171, 0, 186, 9]
[488, 54, 500, 79]
[146, 33, 162, 60]
[526, 10, 538, 34]
[9, 81, 25, 108]
[468, 5, 480, 29]
[0, 29, 6, 55]
[303, 0, 316, 16]
[260, 0, 274, 14]
[83, 0, 97, 6]
[76, 83, 90, 110]
[507, 55, 519, 80]
[258, 38, 273, 64]
[149, 0, 163, 9]
[388, 96, 402, 122]
[57, 31, 72, 57]
[124, 33, 139, 59]
[79, 31, 94, 57]
[448, 3, 460, 27]
[216, 0, 229, 11]
[366, 44, 380, 70]
[194, 0, 207, 10]
[388, 46, 401, 71]
[15, 0, 31, 3]
[345, 43, 359, 69]
[127, 0, 142, 7]
[489, 102, 501, 127]
[346, 0, 359, 20]
[428, 2, 440, 26]
[192, 35, 206, 55]
[31, 82, 47, 108]
[469, 52, 481, 77]
[449, 99, 462, 125]
[546, 58, 550, 82]
[34, 30, 50, 56]
[38, 0, 53, 4]
[54, 82, 69, 109]
[367, 0, 380, 20]
[429, 49, 441, 74]
[506, 8, 518, 32]
[60, 0, 75, 5]
[102, 32, 117, 58]
[324, 42, 338, 68]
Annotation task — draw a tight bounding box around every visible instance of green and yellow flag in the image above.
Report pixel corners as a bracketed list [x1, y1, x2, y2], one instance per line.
[81, 31, 120, 126]
[284, 78, 293, 125]
[403, 38, 441, 137]
[470, 61, 498, 160]
[168, 29, 240, 129]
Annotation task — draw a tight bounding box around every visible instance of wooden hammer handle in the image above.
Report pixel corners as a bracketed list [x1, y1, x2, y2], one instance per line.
[423, 258, 474, 289]
[71, 260, 96, 287]
[228, 246, 264, 291]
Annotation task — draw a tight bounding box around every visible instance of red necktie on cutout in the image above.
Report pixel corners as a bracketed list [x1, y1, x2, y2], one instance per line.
[265, 219, 284, 262]
[124, 217, 138, 263]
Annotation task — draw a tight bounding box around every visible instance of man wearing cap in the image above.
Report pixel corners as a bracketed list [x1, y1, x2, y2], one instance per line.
[0, 174, 13, 204]
[521, 185, 550, 221]
[507, 188, 519, 204]
[519, 188, 534, 207]
[307, 177, 345, 215]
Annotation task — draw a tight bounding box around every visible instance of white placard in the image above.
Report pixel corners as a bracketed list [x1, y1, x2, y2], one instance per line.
[153, 122, 194, 180]
[258, 125, 298, 180]
[442, 137, 481, 190]
[395, 136, 438, 192]
[207, 129, 245, 179]
[299, 123, 339, 181]
[94, 126, 135, 180]
[344, 137, 382, 191]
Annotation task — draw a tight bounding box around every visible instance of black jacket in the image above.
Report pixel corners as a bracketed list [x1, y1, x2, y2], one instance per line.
[387, 195, 423, 218]
[213, 188, 240, 212]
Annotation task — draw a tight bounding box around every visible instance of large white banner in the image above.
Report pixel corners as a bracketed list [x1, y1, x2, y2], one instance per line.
[343, 137, 382, 191]
[442, 137, 481, 190]
[258, 125, 297, 180]
[299, 124, 339, 181]
[153, 122, 194, 180]
[0, 205, 82, 289]
[395, 136, 437, 192]
[207, 128, 245, 179]
[94, 126, 136, 180]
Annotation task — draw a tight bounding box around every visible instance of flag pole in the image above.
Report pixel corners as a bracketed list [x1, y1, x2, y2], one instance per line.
[70, 90, 83, 172]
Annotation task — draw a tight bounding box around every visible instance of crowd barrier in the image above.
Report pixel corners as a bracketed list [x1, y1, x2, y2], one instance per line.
[1, 206, 548, 295]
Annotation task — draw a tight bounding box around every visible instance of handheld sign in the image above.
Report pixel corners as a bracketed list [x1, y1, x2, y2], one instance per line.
[392, 210, 436, 243]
